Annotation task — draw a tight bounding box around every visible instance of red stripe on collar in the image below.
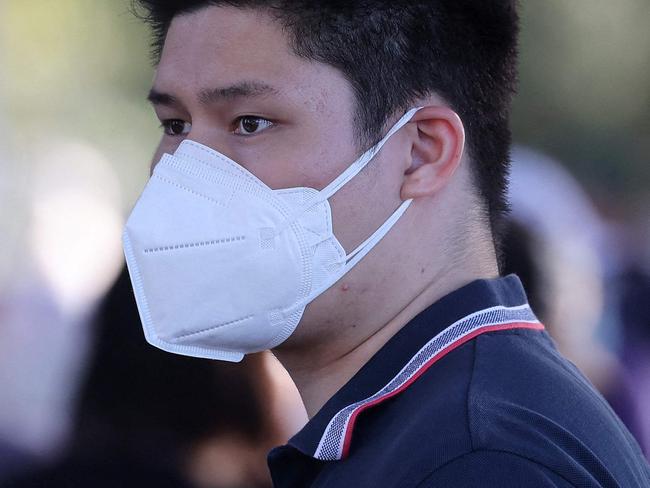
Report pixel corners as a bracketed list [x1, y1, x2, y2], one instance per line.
[339, 321, 544, 459]
[312, 304, 543, 461]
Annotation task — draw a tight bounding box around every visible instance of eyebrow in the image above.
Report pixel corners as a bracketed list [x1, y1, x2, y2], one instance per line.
[147, 80, 280, 107]
[147, 90, 176, 106]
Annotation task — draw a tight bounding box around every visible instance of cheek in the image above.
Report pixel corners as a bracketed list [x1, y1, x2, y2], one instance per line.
[234, 126, 359, 191]
[328, 151, 404, 253]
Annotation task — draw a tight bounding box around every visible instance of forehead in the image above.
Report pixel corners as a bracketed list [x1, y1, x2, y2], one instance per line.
[154, 5, 349, 107]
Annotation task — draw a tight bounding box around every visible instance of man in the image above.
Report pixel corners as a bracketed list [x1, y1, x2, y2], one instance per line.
[124, 1, 650, 486]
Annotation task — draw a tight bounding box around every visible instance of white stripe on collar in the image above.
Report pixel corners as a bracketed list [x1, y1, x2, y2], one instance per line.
[313, 304, 542, 461]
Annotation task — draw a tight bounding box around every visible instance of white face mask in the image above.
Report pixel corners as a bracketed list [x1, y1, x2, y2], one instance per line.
[123, 107, 420, 361]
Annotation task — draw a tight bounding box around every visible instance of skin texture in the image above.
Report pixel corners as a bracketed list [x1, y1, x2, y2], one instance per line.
[150, 6, 499, 417]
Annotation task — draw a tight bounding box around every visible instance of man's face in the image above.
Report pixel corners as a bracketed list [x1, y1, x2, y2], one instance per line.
[149, 6, 412, 348]
[151, 6, 361, 189]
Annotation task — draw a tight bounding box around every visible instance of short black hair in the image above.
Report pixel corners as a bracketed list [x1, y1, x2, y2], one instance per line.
[134, 0, 519, 252]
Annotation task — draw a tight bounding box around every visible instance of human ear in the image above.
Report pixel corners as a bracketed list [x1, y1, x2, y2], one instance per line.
[400, 106, 465, 200]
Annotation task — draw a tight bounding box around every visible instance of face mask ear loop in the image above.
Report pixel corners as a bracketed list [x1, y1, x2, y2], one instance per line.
[318, 107, 422, 203]
[273, 107, 422, 238]
[341, 198, 412, 266]
[337, 199, 412, 265]
[282, 198, 413, 318]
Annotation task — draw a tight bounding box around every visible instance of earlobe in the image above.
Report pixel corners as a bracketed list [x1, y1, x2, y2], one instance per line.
[400, 106, 465, 200]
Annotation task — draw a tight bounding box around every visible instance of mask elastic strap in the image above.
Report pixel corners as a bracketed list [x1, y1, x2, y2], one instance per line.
[283, 198, 412, 317]
[318, 107, 422, 202]
[341, 198, 412, 266]
[273, 107, 422, 237]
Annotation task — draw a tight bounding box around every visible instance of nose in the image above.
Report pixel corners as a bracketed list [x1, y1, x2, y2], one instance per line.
[149, 148, 165, 176]
[148, 127, 236, 176]
[183, 126, 238, 161]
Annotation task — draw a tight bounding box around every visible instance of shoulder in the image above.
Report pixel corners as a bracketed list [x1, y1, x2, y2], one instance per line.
[390, 328, 646, 484]
[415, 449, 575, 487]
[370, 328, 561, 454]
[467, 328, 620, 449]
[466, 330, 650, 487]
[355, 329, 560, 465]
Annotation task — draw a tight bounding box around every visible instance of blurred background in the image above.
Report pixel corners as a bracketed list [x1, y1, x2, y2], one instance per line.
[0, 0, 648, 486]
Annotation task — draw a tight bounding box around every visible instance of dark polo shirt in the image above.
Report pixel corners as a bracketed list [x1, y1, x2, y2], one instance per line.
[268, 275, 650, 487]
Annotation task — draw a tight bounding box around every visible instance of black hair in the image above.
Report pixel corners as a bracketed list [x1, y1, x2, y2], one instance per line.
[134, 0, 519, 253]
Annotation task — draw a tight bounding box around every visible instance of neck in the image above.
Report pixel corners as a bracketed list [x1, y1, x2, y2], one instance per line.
[274, 257, 498, 419]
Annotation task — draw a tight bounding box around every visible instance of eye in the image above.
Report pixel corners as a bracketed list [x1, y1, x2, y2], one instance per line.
[161, 119, 192, 137]
[233, 116, 273, 136]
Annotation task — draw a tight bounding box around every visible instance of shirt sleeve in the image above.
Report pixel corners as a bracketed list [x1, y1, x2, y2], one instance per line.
[415, 450, 576, 488]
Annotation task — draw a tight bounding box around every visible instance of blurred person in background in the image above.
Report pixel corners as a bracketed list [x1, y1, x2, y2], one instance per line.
[119, 1, 649, 487]
[508, 147, 613, 388]
[617, 265, 650, 457]
[501, 224, 650, 462]
[6, 267, 284, 488]
[504, 147, 649, 459]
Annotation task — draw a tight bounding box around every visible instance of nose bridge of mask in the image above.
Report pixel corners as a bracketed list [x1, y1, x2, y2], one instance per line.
[173, 138, 278, 197]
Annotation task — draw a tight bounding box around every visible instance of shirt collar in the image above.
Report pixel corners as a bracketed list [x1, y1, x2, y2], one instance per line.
[286, 274, 542, 461]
